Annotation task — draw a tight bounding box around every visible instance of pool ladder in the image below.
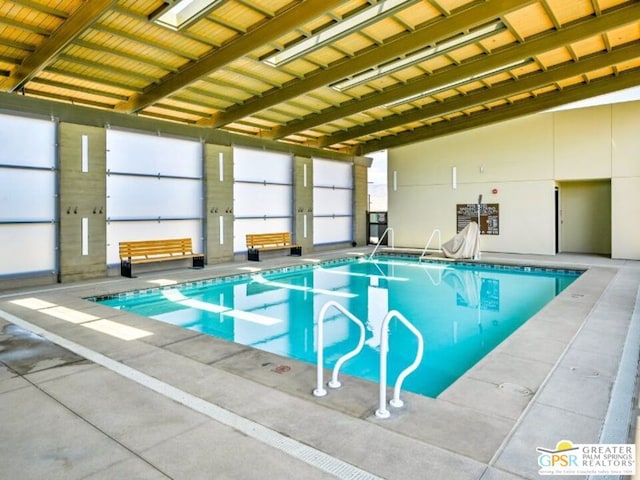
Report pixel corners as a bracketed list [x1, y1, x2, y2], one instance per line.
[313, 300, 424, 419]
[419, 228, 442, 261]
[313, 301, 366, 397]
[369, 227, 394, 259]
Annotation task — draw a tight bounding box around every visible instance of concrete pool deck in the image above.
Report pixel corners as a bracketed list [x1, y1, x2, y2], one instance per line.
[0, 250, 638, 479]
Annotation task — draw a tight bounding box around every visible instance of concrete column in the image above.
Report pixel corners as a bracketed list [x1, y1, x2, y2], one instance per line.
[293, 156, 313, 253]
[204, 144, 234, 263]
[353, 163, 368, 248]
[58, 123, 106, 282]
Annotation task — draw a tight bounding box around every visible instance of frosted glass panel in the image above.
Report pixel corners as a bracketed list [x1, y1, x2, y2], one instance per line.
[0, 224, 55, 275]
[234, 218, 292, 252]
[107, 176, 202, 219]
[234, 183, 291, 217]
[313, 188, 352, 216]
[106, 220, 202, 265]
[0, 168, 55, 221]
[107, 130, 202, 177]
[234, 147, 292, 183]
[313, 158, 353, 188]
[313, 217, 352, 245]
[0, 114, 55, 167]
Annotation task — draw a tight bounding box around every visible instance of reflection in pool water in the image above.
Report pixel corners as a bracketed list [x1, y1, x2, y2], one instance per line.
[96, 257, 580, 397]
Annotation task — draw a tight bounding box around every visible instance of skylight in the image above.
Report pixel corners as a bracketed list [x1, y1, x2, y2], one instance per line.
[384, 59, 531, 109]
[263, 0, 419, 67]
[153, 0, 224, 30]
[332, 22, 506, 92]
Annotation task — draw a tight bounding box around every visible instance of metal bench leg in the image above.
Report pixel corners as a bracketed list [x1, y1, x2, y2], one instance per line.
[121, 260, 134, 278]
[192, 255, 205, 269]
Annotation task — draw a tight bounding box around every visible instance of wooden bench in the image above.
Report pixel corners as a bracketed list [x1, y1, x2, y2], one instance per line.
[246, 232, 302, 261]
[119, 238, 204, 278]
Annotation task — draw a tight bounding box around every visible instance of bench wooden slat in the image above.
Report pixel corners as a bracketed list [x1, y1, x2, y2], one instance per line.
[119, 238, 204, 277]
[246, 232, 293, 247]
[245, 232, 302, 261]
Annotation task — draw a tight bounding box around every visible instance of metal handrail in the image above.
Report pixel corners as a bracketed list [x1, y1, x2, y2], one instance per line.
[313, 300, 366, 397]
[421, 264, 444, 286]
[375, 310, 425, 419]
[369, 227, 394, 259]
[419, 228, 442, 261]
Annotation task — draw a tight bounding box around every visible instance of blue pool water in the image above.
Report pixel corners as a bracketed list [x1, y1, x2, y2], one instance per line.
[95, 257, 581, 397]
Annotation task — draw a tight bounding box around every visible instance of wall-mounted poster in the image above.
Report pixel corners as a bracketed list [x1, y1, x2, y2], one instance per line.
[456, 203, 499, 235]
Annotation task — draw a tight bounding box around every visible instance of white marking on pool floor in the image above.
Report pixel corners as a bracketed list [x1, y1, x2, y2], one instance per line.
[0, 309, 382, 480]
[163, 289, 281, 325]
[252, 274, 357, 298]
[222, 309, 282, 326]
[316, 267, 408, 282]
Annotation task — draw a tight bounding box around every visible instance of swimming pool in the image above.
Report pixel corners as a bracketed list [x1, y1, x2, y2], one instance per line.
[94, 256, 581, 397]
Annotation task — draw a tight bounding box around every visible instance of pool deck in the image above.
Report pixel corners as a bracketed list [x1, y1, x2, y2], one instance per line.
[1, 249, 639, 480]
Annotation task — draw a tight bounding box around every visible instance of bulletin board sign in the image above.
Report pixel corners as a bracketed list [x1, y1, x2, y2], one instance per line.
[456, 203, 499, 235]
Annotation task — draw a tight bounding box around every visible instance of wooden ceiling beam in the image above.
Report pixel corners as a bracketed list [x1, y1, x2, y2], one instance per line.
[0, 37, 35, 52]
[10, 0, 69, 19]
[56, 53, 161, 84]
[204, 0, 538, 127]
[29, 77, 129, 100]
[45, 66, 145, 93]
[539, 0, 562, 29]
[428, 0, 451, 17]
[356, 67, 640, 154]
[233, 0, 275, 17]
[0, 16, 53, 36]
[73, 39, 180, 73]
[114, 0, 345, 114]
[268, 2, 640, 140]
[319, 41, 640, 147]
[24, 89, 114, 110]
[0, 0, 117, 92]
[91, 23, 201, 61]
[111, 5, 221, 49]
[0, 55, 21, 66]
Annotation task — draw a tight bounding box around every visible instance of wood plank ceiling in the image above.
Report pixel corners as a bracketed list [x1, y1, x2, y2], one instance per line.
[1, 0, 639, 155]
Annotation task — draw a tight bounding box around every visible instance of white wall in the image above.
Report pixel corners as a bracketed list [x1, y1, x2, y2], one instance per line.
[560, 181, 611, 255]
[388, 100, 640, 259]
[611, 102, 640, 260]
